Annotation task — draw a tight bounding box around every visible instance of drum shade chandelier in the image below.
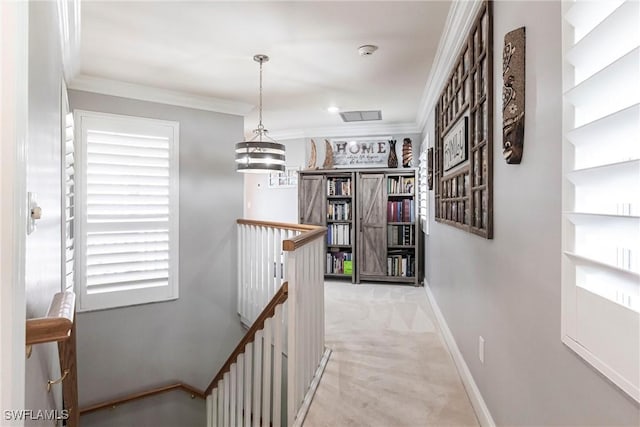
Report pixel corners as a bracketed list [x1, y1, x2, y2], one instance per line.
[235, 54, 286, 173]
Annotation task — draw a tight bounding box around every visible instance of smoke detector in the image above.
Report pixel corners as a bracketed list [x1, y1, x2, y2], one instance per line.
[358, 45, 378, 56]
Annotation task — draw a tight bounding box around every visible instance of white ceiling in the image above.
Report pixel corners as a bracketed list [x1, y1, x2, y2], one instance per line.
[75, 1, 452, 137]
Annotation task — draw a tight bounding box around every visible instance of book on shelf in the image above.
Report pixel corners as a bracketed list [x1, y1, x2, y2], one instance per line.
[387, 250, 415, 277]
[326, 251, 353, 275]
[387, 225, 415, 246]
[327, 200, 351, 221]
[327, 223, 351, 246]
[327, 178, 352, 196]
[387, 176, 416, 194]
[387, 200, 415, 222]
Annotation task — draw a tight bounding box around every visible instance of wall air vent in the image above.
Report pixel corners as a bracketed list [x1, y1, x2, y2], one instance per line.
[339, 110, 382, 122]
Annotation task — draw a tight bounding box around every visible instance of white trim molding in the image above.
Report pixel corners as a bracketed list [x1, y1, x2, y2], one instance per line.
[56, 0, 81, 82]
[0, 0, 29, 422]
[69, 74, 254, 116]
[424, 282, 496, 427]
[269, 122, 421, 141]
[416, 0, 483, 133]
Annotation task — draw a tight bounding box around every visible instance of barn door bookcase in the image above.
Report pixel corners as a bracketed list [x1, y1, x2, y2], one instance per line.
[299, 168, 421, 286]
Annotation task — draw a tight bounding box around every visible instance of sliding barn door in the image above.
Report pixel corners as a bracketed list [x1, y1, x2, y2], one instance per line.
[299, 174, 325, 226]
[357, 173, 387, 279]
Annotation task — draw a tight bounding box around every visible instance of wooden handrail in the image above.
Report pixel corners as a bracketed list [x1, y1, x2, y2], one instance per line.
[79, 382, 205, 416]
[206, 281, 289, 395]
[26, 291, 75, 345]
[283, 226, 326, 251]
[237, 218, 318, 232]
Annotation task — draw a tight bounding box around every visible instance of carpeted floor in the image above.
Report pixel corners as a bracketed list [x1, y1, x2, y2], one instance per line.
[303, 281, 479, 427]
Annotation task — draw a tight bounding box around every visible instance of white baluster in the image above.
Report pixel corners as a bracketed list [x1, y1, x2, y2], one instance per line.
[272, 305, 283, 427]
[223, 372, 230, 427]
[253, 330, 263, 427]
[244, 342, 253, 427]
[217, 381, 224, 427]
[207, 394, 213, 427]
[237, 354, 244, 427]
[262, 318, 272, 427]
[230, 363, 237, 427]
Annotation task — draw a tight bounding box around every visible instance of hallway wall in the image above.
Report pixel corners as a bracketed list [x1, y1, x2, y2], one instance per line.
[24, 1, 65, 420]
[424, 1, 639, 425]
[69, 90, 246, 424]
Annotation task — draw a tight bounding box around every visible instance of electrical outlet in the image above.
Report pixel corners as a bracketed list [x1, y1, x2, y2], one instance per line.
[478, 336, 485, 364]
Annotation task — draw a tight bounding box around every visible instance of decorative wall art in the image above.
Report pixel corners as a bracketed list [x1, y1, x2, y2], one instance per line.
[329, 137, 390, 168]
[427, 147, 434, 190]
[434, 0, 493, 239]
[502, 26, 525, 164]
[306, 139, 318, 170]
[322, 139, 334, 169]
[402, 138, 413, 167]
[387, 139, 398, 168]
[268, 166, 299, 188]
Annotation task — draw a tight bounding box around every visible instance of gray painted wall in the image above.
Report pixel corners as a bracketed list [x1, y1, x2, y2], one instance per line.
[25, 2, 65, 422]
[244, 138, 306, 223]
[69, 90, 246, 425]
[424, 1, 640, 425]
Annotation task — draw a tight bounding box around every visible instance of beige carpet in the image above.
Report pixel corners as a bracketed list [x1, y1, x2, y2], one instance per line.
[303, 282, 479, 427]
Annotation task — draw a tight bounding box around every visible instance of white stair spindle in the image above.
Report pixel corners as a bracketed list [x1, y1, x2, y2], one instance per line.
[253, 330, 263, 427]
[237, 354, 244, 427]
[262, 318, 272, 427]
[244, 342, 253, 427]
[272, 305, 283, 427]
[223, 372, 230, 427]
[207, 393, 213, 427]
[230, 363, 237, 427]
[217, 381, 224, 427]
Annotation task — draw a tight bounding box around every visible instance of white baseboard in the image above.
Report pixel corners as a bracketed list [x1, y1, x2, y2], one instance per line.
[424, 281, 496, 427]
[292, 348, 332, 427]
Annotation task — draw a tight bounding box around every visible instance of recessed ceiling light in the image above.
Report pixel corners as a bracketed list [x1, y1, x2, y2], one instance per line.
[327, 106, 340, 114]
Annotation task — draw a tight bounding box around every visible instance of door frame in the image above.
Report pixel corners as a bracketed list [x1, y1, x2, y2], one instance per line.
[0, 0, 29, 421]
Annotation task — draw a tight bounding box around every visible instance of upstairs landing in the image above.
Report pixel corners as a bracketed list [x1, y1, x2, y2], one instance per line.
[304, 282, 479, 427]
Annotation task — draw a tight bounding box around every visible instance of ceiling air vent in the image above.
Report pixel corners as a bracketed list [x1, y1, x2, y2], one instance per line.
[339, 110, 382, 122]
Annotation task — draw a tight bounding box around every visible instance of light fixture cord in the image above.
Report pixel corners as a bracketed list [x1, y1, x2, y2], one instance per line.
[257, 58, 264, 138]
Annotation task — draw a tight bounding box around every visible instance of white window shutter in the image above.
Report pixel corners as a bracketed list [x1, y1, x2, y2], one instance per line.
[562, 0, 640, 402]
[76, 111, 179, 311]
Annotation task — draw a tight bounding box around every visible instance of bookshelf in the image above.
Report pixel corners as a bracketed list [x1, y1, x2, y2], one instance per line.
[299, 168, 421, 286]
[299, 171, 355, 282]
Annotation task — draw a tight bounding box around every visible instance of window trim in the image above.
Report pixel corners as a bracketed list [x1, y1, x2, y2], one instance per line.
[75, 110, 180, 312]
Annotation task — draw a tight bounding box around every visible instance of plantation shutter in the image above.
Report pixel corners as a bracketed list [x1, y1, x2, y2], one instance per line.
[64, 110, 75, 291]
[562, 0, 639, 402]
[76, 111, 179, 311]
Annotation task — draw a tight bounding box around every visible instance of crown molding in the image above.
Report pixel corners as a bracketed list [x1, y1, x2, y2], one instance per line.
[270, 122, 421, 141]
[68, 74, 254, 116]
[416, 0, 484, 133]
[57, 0, 82, 82]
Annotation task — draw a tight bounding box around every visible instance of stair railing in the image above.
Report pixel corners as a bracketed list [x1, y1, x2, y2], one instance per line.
[26, 291, 78, 427]
[209, 220, 328, 427]
[236, 219, 318, 326]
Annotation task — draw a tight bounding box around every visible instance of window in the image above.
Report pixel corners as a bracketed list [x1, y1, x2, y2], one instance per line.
[562, 0, 639, 402]
[418, 139, 429, 233]
[61, 83, 75, 292]
[75, 111, 179, 311]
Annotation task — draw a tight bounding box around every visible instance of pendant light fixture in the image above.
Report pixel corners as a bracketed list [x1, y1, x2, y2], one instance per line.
[235, 54, 286, 173]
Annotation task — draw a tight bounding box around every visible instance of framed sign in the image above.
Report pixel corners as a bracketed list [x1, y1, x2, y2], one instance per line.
[330, 137, 391, 168]
[443, 114, 468, 171]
